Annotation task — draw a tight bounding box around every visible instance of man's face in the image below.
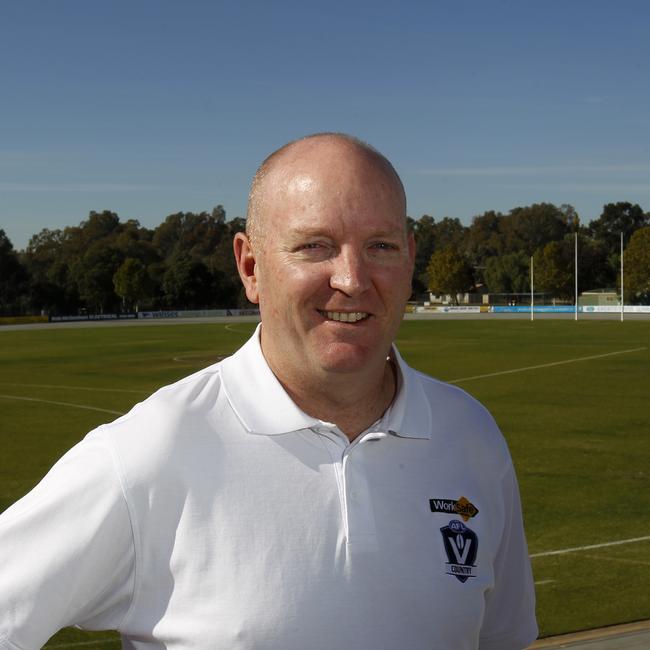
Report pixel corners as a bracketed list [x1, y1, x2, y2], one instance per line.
[238, 142, 414, 384]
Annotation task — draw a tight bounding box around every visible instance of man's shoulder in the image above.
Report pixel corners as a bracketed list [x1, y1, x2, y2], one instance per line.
[122, 360, 226, 425]
[91, 360, 229, 472]
[401, 362, 510, 465]
[405, 363, 498, 426]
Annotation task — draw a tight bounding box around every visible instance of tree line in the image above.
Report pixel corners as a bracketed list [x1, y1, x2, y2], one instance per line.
[413, 202, 650, 304]
[0, 207, 245, 316]
[1, 201, 650, 316]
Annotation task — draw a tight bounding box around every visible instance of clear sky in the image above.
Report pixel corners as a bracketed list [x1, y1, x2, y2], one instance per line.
[2, 0, 649, 250]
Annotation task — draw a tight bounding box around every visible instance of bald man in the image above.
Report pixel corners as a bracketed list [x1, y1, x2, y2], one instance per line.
[0, 134, 537, 649]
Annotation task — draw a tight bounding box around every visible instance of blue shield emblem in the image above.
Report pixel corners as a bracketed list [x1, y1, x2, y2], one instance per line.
[440, 519, 478, 583]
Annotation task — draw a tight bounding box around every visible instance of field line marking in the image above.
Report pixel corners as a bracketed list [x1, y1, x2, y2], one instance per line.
[224, 323, 254, 334]
[530, 535, 650, 559]
[448, 347, 647, 384]
[0, 394, 124, 416]
[0, 382, 147, 394]
[580, 552, 650, 568]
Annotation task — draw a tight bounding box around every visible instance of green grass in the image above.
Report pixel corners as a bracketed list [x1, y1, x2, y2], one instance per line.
[1, 319, 649, 646]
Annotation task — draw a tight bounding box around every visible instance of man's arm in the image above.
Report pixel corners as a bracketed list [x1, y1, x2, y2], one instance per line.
[479, 462, 538, 650]
[0, 431, 134, 649]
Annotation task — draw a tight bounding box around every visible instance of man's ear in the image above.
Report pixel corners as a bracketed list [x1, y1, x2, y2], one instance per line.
[233, 232, 260, 304]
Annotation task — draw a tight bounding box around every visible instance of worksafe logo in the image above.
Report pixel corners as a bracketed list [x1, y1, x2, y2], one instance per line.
[429, 496, 479, 522]
[440, 519, 478, 583]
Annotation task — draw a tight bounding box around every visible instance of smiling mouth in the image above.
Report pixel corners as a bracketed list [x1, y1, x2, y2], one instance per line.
[318, 310, 369, 323]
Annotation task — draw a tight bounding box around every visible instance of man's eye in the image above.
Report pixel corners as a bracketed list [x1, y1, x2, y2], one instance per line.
[372, 242, 397, 250]
[293, 242, 329, 255]
[301, 243, 322, 249]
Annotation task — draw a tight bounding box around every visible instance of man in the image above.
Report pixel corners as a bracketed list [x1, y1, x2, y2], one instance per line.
[0, 133, 537, 649]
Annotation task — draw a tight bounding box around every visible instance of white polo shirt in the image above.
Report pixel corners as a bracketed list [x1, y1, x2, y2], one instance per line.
[0, 327, 537, 650]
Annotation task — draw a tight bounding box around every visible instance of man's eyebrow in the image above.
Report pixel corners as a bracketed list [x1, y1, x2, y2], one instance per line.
[288, 226, 334, 238]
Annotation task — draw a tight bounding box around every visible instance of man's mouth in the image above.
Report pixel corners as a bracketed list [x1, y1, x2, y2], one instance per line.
[318, 310, 369, 323]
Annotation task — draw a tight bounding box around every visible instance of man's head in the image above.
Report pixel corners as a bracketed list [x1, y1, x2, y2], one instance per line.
[234, 133, 414, 387]
[245, 133, 407, 249]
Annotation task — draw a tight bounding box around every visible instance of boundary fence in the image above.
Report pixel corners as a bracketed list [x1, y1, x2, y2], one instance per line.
[415, 305, 650, 314]
[45, 309, 261, 323]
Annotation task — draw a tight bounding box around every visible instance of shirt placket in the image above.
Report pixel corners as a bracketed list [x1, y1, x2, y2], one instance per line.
[314, 426, 386, 553]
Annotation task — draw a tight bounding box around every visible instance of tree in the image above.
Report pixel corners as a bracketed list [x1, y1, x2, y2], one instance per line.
[411, 215, 437, 294]
[426, 246, 474, 304]
[484, 252, 530, 294]
[465, 211, 504, 265]
[22, 228, 79, 314]
[500, 203, 571, 256]
[114, 221, 156, 261]
[432, 217, 466, 251]
[465, 205, 571, 288]
[588, 202, 649, 255]
[559, 204, 580, 231]
[410, 215, 468, 295]
[206, 234, 244, 307]
[577, 236, 612, 291]
[9, 207, 248, 314]
[533, 241, 574, 301]
[624, 226, 650, 303]
[162, 255, 215, 309]
[153, 208, 228, 261]
[531, 233, 611, 301]
[79, 211, 121, 244]
[113, 258, 150, 312]
[72, 242, 123, 313]
[0, 230, 28, 315]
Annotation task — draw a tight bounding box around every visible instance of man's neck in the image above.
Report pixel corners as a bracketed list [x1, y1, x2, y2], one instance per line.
[271, 358, 398, 441]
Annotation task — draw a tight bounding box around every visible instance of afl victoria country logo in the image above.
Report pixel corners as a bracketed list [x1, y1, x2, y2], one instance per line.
[439, 519, 478, 583]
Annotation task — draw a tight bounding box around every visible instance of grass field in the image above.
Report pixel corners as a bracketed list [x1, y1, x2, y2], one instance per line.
[1, 318, 649, 647]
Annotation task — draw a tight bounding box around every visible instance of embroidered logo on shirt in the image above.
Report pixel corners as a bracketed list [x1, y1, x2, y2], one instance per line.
[429, 496, 479, 521]
[440, 519, 478, 583]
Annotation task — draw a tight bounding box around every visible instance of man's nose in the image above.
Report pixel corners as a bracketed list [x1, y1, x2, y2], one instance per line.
[329, 250, 371, 296]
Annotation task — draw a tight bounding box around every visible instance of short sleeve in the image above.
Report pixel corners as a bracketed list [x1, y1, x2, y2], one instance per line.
[479, 463, 538, 650]
[0, 430, 135, 649]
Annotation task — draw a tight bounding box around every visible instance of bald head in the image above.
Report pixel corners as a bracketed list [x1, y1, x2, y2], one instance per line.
[245, 133, 407, 248]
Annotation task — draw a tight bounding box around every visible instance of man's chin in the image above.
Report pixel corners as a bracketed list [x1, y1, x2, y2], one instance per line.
[316, 342, 385, 375]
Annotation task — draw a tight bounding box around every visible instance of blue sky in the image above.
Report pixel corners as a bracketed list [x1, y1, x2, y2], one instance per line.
[2, 0, 649, 250]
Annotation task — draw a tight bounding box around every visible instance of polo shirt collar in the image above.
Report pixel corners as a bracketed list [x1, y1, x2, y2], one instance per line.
[220, 324, 431, 439]
[220, 325, 320, 435]
[382, 345, 432, 440]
